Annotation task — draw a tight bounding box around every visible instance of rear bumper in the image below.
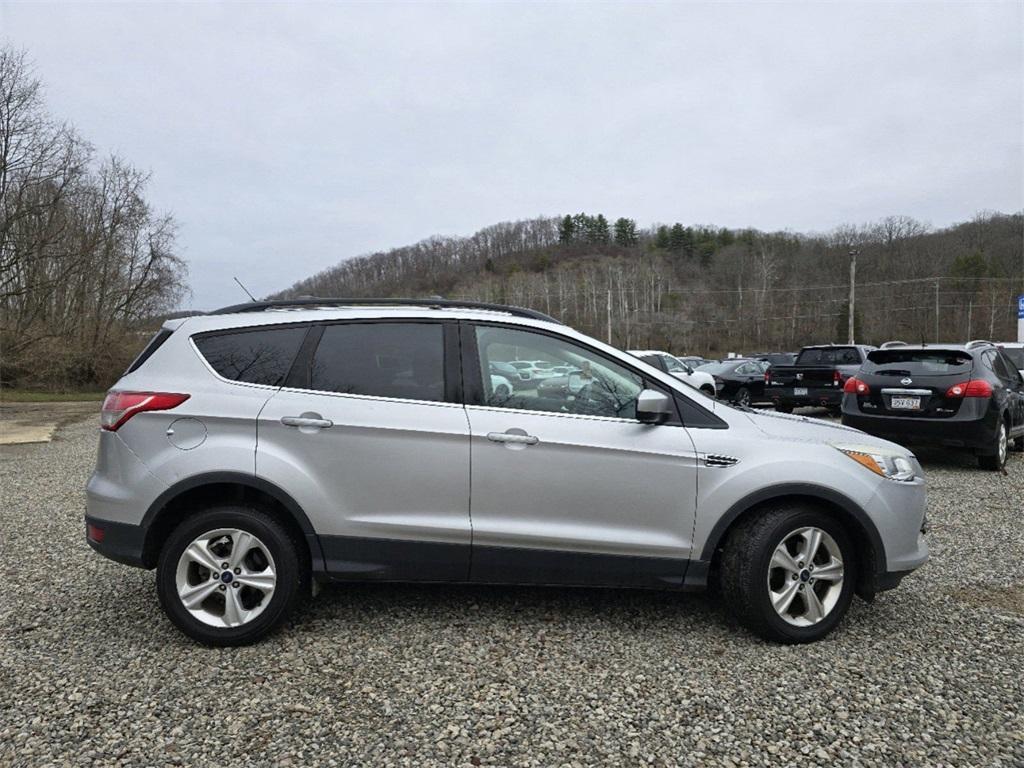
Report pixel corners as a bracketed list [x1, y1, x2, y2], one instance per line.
[767, 386, 843, 407]
[85, 515, 148, 568]
[841, 411, 995, 451]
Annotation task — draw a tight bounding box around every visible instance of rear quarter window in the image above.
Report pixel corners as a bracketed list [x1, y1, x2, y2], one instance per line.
[194, 325, 307, 386]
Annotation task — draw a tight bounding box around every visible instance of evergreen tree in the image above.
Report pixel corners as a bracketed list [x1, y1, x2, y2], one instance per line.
[613, 217, 638, 247]
[654, 225, 671, 249]
[558, 214, 576, 244]
[588, 214, 611, 244]
[682, 226, 696, 258]
[668, 223, 686, 252]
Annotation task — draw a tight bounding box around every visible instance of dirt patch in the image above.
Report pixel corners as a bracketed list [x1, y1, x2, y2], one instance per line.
[0, 401, 99, 444]
[951, 584, 1024, 616]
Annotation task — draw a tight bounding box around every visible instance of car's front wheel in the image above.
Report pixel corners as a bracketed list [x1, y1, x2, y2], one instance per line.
[978, 419, 1008, 471]
[720, 504, 857, 643]
[156, 506, 304, 646]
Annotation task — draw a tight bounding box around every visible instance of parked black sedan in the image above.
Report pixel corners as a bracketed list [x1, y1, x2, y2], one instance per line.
[841, 342, 1024, 470]
[695, 359, 770, 407]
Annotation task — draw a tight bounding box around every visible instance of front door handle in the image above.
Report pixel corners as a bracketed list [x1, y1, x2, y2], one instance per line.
[281, 415, 333, 429]
[487, 431, 539, 445]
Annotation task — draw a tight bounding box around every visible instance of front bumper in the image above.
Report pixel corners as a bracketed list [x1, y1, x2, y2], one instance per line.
[85, 515, 148, 568]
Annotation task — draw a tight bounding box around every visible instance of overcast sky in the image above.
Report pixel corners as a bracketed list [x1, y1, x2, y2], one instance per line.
[3, 2, 1022, 310]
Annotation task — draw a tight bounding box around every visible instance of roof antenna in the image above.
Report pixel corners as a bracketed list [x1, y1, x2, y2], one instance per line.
[233, 277, 257, 302]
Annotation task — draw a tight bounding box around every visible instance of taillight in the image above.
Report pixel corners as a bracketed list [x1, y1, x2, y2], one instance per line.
[944, 380, 993, 399]
[843, 376, 870, 395]
[833, 370, 843, 386]
[100, 391, 190, 431]
[86, 523, 105, 542]
[764, 371, 771, 385]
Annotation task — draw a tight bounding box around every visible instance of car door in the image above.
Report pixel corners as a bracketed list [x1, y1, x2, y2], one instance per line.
[257, 320, 472, 580]
[734, 362, 762, 397]
[992, 350, 1024, 437]
[462, 322, 699, 588]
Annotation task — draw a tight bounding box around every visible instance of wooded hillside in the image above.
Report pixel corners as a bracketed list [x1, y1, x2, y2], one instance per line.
[0, 48, 188, 389]
[276, 211, 1024, 355]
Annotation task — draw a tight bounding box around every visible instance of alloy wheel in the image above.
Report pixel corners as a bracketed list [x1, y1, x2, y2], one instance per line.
[767, 526, 845, 627]
[175, 528, 277, 628]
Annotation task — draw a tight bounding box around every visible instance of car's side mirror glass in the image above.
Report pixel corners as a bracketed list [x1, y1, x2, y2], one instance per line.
[636, 389, 673, 424]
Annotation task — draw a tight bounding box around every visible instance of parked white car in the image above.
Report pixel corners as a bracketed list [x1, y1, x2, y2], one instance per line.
[629, 350, 717, 396]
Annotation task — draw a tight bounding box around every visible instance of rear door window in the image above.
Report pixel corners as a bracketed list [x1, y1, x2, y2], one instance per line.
[194, 325, 307, 386]
[310, 322, 445, 402]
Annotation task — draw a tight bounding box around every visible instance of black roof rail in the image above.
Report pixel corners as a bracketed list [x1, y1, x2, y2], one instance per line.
[208, 297, 562, 324]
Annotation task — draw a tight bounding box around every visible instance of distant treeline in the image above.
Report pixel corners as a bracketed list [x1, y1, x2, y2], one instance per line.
[278, 211, 1023, 355]
[0, 48, 188, 389]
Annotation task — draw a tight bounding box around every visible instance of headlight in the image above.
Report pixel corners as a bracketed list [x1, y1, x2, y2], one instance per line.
[833, 443, 916, 482]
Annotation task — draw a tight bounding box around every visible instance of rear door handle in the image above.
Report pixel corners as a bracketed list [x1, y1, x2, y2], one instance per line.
[281, 415, 333, 429]
[486, 431, 539, 445]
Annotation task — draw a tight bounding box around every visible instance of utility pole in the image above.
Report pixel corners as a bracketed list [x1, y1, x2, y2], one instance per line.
[606, 289, 612, 345]
[934, 280, 940, 341]
[847, 250, 858, 344]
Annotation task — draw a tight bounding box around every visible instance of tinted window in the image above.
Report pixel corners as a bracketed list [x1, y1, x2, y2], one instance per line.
[195, 326, 306, 386]
[865, 349, 973, 375]
[999, 346, 1024, 371]
[991, 352, 1019, 386]
[311, 323, 444, 402]
[796, 347, 861, 365]
[474, 326, 643, 418]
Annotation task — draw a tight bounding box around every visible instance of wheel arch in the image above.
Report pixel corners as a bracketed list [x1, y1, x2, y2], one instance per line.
[700, 484, 887, 600]
[140, 472, 325, 572]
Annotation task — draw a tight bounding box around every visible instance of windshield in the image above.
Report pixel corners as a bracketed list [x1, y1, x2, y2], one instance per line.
[865, 349, 973, 375]
[796, 347, 861, 365]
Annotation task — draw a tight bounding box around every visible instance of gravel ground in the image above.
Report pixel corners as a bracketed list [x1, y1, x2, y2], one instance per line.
[1, 414, 1022, 767]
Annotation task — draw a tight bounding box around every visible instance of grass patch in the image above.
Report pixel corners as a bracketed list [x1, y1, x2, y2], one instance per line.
[0, 389, 106, 403]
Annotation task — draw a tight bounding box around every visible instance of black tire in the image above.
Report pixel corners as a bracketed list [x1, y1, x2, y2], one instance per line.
[978, 419, 1009, 471]
[157, 506, 305, 646]
[700, 385, 716, 397]
[494, 384, 510, 400]
[719, 503, 858, 644]
[734, 387, 751, 408]
[774, 403, 793, 414]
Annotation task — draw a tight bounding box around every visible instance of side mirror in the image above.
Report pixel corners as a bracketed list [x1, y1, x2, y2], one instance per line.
[636, 389, 673, 424]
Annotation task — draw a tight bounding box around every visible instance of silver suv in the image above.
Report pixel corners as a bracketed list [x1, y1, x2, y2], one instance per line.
[86, 299, 928, 645]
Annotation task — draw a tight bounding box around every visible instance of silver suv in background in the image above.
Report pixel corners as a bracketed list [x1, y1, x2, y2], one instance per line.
[86, 299, 928, 646]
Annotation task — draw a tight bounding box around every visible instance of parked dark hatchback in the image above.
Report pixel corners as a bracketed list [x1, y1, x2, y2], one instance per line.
[841, 343, 1024, 470]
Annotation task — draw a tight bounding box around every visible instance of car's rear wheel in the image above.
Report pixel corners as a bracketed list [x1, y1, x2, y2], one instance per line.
[734, 387, 751, 408]
[720, 504, 857, 643]
[978, 420, 1008, 471]
[157, 506, 304, 646]
[700, 385, 716, 397]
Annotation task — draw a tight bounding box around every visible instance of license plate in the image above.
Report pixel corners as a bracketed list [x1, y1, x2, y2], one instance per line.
[793, 387, 808, 396]
[890, 397, 921, 410]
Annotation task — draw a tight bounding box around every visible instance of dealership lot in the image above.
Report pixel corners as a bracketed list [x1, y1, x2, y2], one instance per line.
[1, 413, 1022, 767]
